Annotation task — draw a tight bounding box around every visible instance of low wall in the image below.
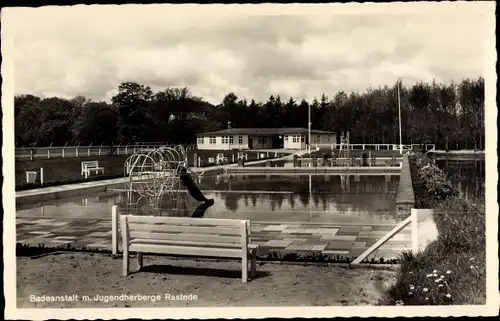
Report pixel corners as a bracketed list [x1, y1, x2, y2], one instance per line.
[226, 166, 401, 175]
[15, 166, 225, 206]
[395, 154, 415, 217]
[410, 208, 439, 253]
[15, 178, 127, 206]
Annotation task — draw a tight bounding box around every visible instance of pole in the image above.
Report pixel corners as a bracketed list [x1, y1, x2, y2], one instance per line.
[398, 79, 402, 155]
[308, 103, 311, 156]
[309, 174, 312, 222]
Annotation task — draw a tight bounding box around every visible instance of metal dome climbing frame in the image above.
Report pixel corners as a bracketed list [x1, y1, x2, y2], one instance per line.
[123, 144, 189, 211]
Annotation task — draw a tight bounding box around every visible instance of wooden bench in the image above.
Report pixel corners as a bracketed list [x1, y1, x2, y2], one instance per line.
[120, 215, 260, 283]
[81, 160, 105, 178]
[216, 153, 228, 165]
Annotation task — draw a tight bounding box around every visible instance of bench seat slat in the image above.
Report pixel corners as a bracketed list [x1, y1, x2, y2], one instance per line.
[129, 244, 244, 258]
[121, 215, 258, 283]
[129, 231, 242, 243]
[130, 238, 259, 251]
[124, 215, 247, 227]
[128, 223, 241, 236]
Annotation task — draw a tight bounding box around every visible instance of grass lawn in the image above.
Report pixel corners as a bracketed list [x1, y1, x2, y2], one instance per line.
[383, 153, 486, 305]
[15, 155, 130, 190]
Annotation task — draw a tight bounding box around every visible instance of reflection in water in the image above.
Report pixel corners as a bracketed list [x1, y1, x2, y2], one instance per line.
[197, 174, 399, 194]
[18, 174, 403, 224]
[436, 159, 485, 205]
[191, 200, 215, 218]
[17, 163, 485, 224]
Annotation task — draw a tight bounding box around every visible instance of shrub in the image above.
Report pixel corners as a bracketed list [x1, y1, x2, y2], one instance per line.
[384, 152, 486, 306]
[413, 152, 459, 204]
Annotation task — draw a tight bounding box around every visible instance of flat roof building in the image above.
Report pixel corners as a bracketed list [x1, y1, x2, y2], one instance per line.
[196, 127, 337, 150]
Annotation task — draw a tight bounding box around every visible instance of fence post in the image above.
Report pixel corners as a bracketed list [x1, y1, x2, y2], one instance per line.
[88, 142, 92, 156]
[117, 143, 121, 155]
[112, 205, 119, 255]
[125, 144, 128, 155]
[411, 208, 418, 252]
[40, 167, 44, 186]
[99, 143, 103, 156]
[48, 142, 53, 159]
[76, 142, 80, 157]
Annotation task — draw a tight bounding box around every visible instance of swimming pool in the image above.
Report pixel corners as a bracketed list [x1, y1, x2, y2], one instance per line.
[16, 173, 401, 225]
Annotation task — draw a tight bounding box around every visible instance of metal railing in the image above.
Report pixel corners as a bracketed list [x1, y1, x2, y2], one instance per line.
[310, 143, 435, 152]
[15, 142, 196, 160]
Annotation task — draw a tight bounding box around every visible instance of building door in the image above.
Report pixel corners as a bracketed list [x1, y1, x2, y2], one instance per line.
[272, 136, 283, 149]
[248, 137, 253, 149]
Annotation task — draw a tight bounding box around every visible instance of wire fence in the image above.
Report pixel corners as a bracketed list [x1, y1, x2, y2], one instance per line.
[15, 143, 197, 160]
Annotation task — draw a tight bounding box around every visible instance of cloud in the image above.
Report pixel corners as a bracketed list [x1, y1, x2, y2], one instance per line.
[9, 4, 489, 104]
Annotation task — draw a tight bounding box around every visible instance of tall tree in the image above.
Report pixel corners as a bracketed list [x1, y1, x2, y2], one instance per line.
[112, 82, 154, 143]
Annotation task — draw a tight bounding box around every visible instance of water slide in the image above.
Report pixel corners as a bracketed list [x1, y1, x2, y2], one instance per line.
[178, 166, 215, 205]
[191, 201, 214, 218]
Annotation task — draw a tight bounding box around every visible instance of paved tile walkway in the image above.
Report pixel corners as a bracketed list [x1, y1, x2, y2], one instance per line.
[16, 217, 411, 261]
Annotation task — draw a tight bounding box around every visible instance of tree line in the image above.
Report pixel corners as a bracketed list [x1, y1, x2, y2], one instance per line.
[15, 77, 485, 150]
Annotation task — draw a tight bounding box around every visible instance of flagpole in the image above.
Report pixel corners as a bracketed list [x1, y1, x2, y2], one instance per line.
[398, 79, 402, 155]
[308, 103, 311, 157]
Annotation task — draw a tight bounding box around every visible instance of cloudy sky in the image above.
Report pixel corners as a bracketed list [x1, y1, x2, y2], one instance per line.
[8, 3, 492, 104]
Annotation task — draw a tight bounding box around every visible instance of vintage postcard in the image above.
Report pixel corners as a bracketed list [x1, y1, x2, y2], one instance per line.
[2, 2, 498, 319]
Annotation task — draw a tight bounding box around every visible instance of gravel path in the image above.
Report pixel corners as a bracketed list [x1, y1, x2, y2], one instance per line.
[17, 252, 398, 308]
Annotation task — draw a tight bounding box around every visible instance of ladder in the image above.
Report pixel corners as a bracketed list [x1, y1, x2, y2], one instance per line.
[339, 132, 350, 158]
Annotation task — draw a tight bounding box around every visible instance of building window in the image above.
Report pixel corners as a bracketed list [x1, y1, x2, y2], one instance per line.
[262, 137, 267, 144]
[209, 136, 216, 144]
[221, 136, 229, 144]
[285, 136, 288, 141]
[229, 136, 234, 144]
[301, 135, 305, 143]
[292, 135, 300, 143]
[317, 135, 321, 143]
[238, 136, 243, 144]
[197, 137, 204, 145]
[257, 136, 263, 144]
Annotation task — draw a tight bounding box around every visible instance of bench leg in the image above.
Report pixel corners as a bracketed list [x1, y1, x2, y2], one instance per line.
[250, 249, 257, 279]
[241, 255, 248, 284]
[122, 247, 129, 276]
[137, 253, 143, 270]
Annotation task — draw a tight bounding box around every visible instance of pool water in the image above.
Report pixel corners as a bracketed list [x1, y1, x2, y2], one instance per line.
[17, 174, 401, 225]
[436, 159, 485, 206]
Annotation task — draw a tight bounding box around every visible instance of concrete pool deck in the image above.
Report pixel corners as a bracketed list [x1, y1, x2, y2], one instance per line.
[16, 217, 411, 261]
[15, 150, 410, 261]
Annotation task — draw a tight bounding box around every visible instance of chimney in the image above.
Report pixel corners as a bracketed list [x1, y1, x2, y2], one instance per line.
[228, 121, 231, 129]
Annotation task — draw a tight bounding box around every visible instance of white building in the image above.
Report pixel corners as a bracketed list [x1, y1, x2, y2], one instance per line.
[196, 128, 337, 150]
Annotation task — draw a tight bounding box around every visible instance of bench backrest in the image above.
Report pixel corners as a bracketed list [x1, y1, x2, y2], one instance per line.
[82, 161, 99, 167]
[120, 215, 251, 251]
